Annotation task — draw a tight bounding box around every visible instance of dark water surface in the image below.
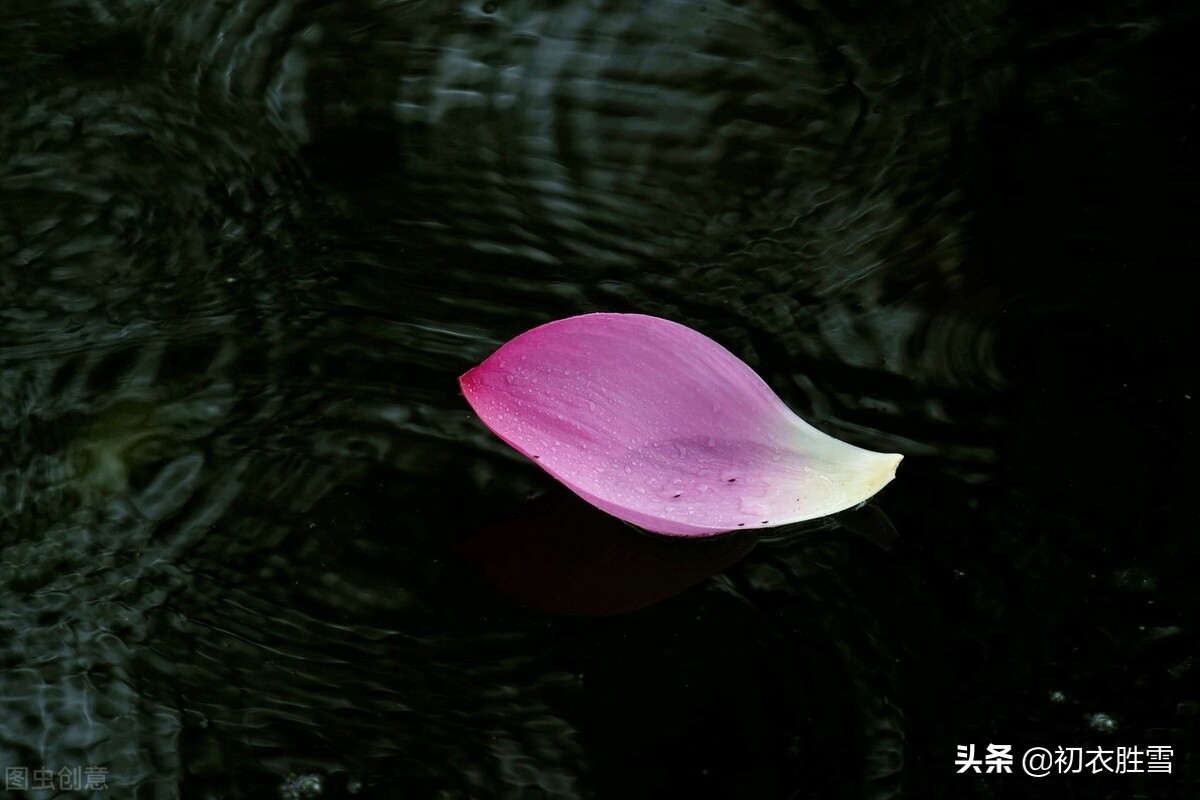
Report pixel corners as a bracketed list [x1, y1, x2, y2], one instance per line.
[2, 1, 1198, 797]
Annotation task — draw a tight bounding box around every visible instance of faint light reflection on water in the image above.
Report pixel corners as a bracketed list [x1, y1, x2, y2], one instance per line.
[2, 0, 1196, 798]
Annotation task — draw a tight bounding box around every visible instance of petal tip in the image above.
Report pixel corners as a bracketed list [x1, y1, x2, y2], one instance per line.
[458, 365, 483, 397]
[857, 450, 903, 505]
[883, 451, 903, 479]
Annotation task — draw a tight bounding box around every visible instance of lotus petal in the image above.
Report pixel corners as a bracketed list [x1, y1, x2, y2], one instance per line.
[459, 313, 902, 537]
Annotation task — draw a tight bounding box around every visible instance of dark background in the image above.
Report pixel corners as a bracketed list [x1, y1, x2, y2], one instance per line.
[1, 0, 1197, 798]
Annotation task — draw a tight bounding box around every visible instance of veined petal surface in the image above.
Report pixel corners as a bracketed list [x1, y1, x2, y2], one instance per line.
[460, 313, 901, 536]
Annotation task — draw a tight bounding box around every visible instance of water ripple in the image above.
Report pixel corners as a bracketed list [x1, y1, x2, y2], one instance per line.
[1, 0, 1177, 796]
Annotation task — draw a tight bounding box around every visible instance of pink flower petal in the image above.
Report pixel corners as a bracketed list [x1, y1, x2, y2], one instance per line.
[460, 313, 902, 537]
